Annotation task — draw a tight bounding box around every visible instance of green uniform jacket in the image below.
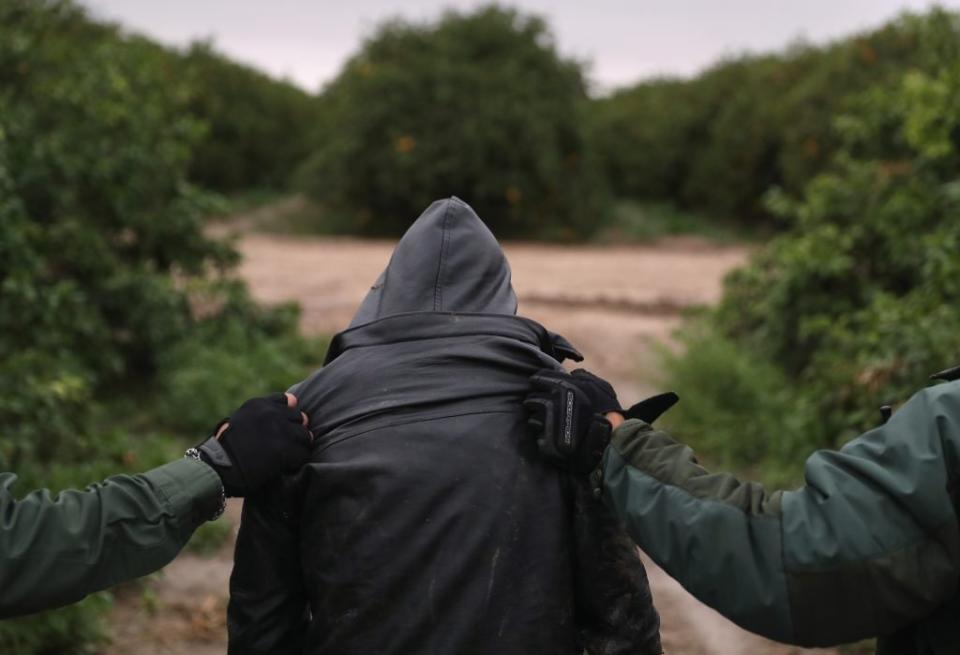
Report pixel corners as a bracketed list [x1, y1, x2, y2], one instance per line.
[603, 379, 960, 654]
[0, 458, 221, 619]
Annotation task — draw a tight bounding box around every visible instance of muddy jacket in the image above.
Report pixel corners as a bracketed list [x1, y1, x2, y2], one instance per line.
[0, 458, 221, 618]
[227, 197, 661, 654]
[603, 379, 960, 654]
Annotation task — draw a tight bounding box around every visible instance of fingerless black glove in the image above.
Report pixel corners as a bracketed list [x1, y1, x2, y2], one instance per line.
[196, 393, 313, 497]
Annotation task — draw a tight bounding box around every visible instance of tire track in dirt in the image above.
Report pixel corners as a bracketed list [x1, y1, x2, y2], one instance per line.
[104, 230, 837, 655]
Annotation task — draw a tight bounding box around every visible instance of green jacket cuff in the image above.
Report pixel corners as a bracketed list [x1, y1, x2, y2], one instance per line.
[146, 458, 222, 527]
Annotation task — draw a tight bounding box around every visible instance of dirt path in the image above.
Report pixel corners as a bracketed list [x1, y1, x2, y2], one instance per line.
[104, 229, 837, 654]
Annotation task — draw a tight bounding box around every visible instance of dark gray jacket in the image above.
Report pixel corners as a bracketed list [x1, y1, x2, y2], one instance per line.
[227, 197, 660, 654]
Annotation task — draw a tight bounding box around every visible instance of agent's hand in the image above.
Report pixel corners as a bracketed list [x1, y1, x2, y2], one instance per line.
[195, 392, 314, 497]
[524, 370, 615, 474]
[568, 369, 679, 425]
[524, 368, 679, 474]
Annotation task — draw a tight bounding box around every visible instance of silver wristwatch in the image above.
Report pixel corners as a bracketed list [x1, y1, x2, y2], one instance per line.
[185, 446, 227, 521]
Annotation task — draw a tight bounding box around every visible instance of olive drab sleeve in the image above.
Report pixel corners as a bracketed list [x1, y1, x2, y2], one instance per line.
[601, 379, 960, 649]
[0, 457, 222, 618]
[601, 421, 793, 642]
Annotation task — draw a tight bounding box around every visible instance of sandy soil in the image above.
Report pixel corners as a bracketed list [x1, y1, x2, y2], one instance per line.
[103, 224, 838, 655]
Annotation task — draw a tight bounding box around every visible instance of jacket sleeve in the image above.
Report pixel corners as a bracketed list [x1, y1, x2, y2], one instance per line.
[602, 380, 960, 648]
[0, 457, 222, 618]
[228, 478, 309, 655]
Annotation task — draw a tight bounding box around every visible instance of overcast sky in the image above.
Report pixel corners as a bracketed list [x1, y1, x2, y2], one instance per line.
[84, 1, 959, 94]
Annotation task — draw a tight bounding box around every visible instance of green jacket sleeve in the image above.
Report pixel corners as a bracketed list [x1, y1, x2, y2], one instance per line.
[602, 380, 960, 647]
[0, 457, 222, 618]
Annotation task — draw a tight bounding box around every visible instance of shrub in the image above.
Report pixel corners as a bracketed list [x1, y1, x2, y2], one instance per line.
[183, 43, 320, 192]
[664, 48, 960, 479]
[0, 595, 110, 655]
[156, 288, 325, 436]
[660, 326, 803, 467]
[298, 5, 608, 239]
[0, 3, 322, 651]
[594, 9, 960, 227]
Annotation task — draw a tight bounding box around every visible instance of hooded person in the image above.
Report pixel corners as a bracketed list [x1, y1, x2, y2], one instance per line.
[226, 197, 662, 655]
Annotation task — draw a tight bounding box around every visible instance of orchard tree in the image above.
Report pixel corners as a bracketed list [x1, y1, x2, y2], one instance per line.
[299, 5, 607, 238]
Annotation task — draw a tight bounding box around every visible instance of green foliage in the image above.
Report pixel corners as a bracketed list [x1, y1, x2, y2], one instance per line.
[664, 28, 960, 480]
[156, 287, 325, 436]
[186, 516, 234, 556]
[0, 0, 227, 473]
[590, 78, 704, 203]
[298, 5, 608, 239]
[594, 9, 959, 226]
[659, 327, 808, 486]
[183, 43, 319, 192]
[0, 594, 110, 655]
[594, 201, 755, 244]
[0, 2, 322, 651]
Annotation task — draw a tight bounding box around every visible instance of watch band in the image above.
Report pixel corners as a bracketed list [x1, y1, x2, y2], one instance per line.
[185, 446, 227, 521]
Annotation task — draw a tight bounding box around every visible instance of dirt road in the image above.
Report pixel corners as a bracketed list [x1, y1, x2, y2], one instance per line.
[104, 230, 837, 654]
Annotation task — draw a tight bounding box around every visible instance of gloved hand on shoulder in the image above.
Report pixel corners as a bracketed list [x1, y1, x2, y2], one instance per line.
[193, 392, 314, 498]
[524, 368, 678, 475]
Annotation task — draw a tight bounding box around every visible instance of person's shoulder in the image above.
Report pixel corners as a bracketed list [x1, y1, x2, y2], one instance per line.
[912, 378, 960, 416]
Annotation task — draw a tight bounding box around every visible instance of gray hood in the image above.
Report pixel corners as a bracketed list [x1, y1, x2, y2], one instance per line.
[349, 197, 517, 327]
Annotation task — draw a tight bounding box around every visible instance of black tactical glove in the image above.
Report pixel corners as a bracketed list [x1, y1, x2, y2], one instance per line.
[525, 368, 679, 475]
[524, 370, 614, 474]
[570, 368, 679, 422]
[568, 369, 622, 415]
[194, 392, 314, 498]
[625, 391, 681, 424]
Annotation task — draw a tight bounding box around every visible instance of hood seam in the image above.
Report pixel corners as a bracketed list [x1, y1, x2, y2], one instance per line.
[433, 198, 454, 311]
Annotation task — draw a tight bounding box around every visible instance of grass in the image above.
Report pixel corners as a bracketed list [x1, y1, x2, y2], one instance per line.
[655, 324, 810, 489]
[235, 194, 767, 244]
[230, 194, 358, 236]
[594, 200, 765, 245]
[220, 188, 288, 216]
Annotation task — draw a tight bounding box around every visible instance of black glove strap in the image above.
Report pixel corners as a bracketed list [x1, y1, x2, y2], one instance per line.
[195, 436, 245, 498]
[931, 364, 960, 382]
[197, 436, 232, 468]
[623, 392, 680, 423]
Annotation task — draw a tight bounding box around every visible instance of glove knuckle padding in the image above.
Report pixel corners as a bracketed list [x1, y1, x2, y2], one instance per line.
[569, 368, 620, 415]
[526, 368, 675, 477]
[530, 371, 566, 392]
[525, 369, 612, 474]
